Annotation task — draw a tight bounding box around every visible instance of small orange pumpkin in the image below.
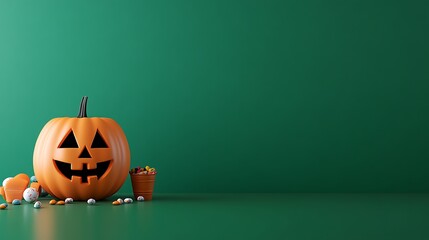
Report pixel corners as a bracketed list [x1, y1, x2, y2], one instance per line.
[33, 97, 130, 200]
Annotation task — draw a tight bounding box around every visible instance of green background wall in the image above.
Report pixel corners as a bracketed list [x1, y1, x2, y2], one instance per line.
[0, 0, 428, 193]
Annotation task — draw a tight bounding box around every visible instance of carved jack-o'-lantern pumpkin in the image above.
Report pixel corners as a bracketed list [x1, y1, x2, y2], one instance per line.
[33, 97, 130, 200]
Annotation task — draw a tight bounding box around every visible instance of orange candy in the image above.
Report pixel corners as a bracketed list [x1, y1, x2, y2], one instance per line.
[0, 187, 5, 200]
[3, 174, 29, 203]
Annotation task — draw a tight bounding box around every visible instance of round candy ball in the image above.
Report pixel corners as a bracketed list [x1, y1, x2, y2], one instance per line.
[23, 188, 39, 203]
[87, 198, 96, 205]
[137, 196, 144, 201]
[124, 198, 133, 204]
[12, 199, 21, 205]
[117, 198, 124, 204]
[30, 176, 38, 183]
[65, 198, 73, 204]
[34, 201, 42, 209]
[2, 177, 12, 187]
[0, 203, 7, 209]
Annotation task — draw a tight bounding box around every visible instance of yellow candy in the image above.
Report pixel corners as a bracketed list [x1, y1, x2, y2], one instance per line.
[49, 200, 57, 205]
[0, 204, 7, 209]
[112, 201, 121, 205]
[148, 168, 156, 172]
[56, 200, 65, 205]
[145, 166, 150, 171]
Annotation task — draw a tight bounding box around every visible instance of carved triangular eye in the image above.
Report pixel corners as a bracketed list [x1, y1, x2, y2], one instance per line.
[59, 130, 79, 148]
[91, 130, 108, 148]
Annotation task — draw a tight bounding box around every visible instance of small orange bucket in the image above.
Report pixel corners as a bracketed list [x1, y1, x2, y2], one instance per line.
[130, 174, 156, 200]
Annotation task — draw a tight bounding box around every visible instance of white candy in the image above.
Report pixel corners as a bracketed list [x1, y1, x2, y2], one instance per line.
[117, 198, 124, 204]
[137, 196, 144, 201]
[2, 177, 12, 187]
[34, 201, 42, 209]
[87, 198, 96, 205]
[124, 198, 133, 203]
[65, 198, 73, 204]
[23, 188, 39, 203]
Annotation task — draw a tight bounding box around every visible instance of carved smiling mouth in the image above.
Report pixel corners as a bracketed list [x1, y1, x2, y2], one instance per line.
[54, 160, 111, 183]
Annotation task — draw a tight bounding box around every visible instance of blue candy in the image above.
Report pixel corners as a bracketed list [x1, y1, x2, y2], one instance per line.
[30, 176, 38, 183]
[12, 199, 21, 205]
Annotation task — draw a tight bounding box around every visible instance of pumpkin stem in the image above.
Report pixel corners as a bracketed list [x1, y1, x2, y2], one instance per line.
[78, 96, 88, 118]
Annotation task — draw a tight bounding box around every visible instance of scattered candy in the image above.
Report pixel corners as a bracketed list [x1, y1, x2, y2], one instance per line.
[2, 177, 12, 187]
[49, 200, 57, 205]
[87, 198, 96, 205]
[124, 198, 133, 203]
[30, 176, 38, 183]
[56, 200, 65, 205]
[34, 201, 42, 209]
[137, 196, 144, 201]
[65, 198, 73, 204]
[23, 188, 39, 203]
[30, 182, 41, 194]
[12, 199, 21, 205]
[117, 198, 124, 204]
[112, 201, 121, 205]
[0, 203, 7, 209]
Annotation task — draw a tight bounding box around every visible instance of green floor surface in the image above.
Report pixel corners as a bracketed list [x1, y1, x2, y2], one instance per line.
[1, 193, 429, 240]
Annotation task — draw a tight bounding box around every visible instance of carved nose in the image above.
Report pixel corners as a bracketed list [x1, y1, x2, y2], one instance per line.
[78, 146, 92, 158]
